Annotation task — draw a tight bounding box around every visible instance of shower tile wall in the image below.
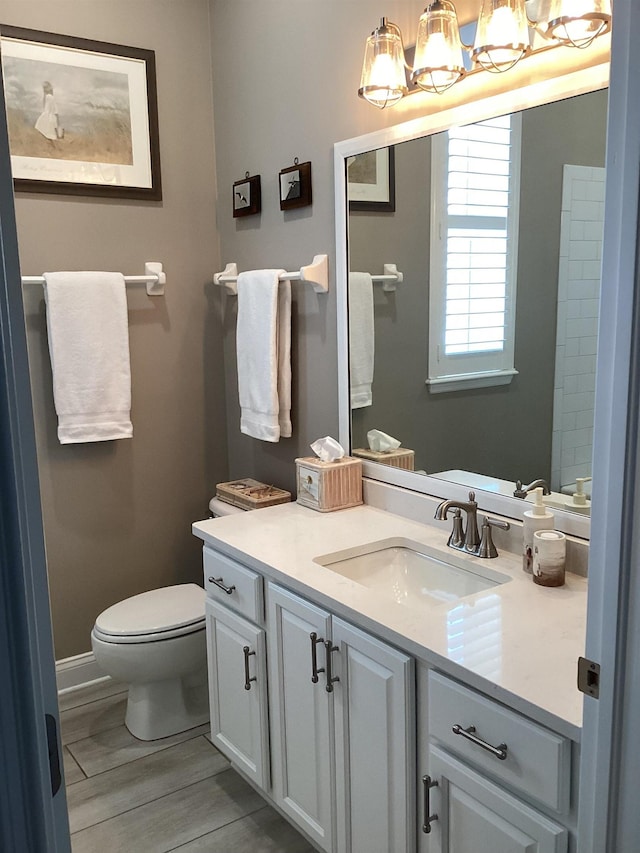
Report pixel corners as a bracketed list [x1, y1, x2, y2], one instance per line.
[551, 164, 605, 494]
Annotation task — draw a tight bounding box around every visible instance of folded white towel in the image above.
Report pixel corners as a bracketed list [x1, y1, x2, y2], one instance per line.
[236, 269, 291, 442]
[43, 271, 133, 444]
[348, 272, 374, 408]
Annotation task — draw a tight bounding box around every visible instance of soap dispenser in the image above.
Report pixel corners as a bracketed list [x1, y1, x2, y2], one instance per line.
[523, 487, 554, 573]
[566, 477, 592, 514]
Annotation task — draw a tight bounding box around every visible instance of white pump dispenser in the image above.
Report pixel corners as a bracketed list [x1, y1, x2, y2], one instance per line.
[567, 477, 592, 510]
[522, 487, 554, 573]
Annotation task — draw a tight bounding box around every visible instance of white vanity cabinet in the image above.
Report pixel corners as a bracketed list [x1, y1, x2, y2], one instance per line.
[203, 549, 270, 791]
[267, 583, 415, 853]
[418, 670, 571, 853]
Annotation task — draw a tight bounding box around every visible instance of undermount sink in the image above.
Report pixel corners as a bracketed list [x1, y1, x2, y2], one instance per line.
[314, 537, 511, 607]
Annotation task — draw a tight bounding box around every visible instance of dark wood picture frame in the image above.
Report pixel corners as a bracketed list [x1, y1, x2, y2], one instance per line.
[348, 146, 395, 212]
[232, 173, 261, 218]
[0, 25, 162, 200]
[279, 160, 312, 211]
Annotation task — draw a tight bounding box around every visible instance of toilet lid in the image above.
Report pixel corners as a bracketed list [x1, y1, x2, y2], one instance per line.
[95, 584, 205, 638]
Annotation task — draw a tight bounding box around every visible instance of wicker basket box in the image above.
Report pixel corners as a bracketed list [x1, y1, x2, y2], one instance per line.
[352, 447, 415, 470]
[295, 456, 363, 512]
[216, 478, 291, 511]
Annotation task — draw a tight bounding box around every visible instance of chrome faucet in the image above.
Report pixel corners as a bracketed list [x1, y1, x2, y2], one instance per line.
[435, 491, 510, 558]
[434, 491, 480, 553]
[513, 479, 550, 499]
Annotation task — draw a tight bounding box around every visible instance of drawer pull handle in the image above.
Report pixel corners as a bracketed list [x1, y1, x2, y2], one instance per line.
[324, 640, 340, 693]
[422, 775, 438, 834]
[310, 632, 325, 684]
[243, 646, 256, 690]
[452, 724, 508, 761]
[208, 576, 236, 595]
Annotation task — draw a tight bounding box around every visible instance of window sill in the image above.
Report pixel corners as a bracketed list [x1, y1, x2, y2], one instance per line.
[426, 368, 518, 394]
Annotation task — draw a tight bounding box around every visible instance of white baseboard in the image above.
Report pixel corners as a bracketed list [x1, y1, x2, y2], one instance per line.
[56, 651, 109, 694]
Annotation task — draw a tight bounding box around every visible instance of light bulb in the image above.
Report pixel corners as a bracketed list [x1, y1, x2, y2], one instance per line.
[358, 18, 408, 108]
[412, 0, 466, 94]
[537, 0, 611, 48]
[472, 0, 530, 72]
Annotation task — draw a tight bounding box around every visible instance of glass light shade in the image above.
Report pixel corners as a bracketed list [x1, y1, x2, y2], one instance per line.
[536, 0, 611, 48]
[411, 0, 466, 94]
[358, 18, 408, 108]
[472, 0, 531, 72]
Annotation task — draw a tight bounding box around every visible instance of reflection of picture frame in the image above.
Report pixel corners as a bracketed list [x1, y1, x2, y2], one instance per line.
[1, 25, 162, 200]
[279, 159, 312, 211]
[232, 172, 261, 217]
[347, 146, 395, 212]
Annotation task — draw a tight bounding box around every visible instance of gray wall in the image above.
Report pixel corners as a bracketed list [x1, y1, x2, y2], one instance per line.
[209, 0, 428, 494]
[2, 0, 227, 658]
[349, 90, 608, 483]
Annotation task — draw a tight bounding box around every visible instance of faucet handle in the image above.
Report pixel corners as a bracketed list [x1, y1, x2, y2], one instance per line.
[477, 516, 511, 559]
[449, 508, 465, 549]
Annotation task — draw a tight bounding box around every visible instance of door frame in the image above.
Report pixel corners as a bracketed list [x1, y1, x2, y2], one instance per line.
[0, 61, 71, 851]
[578, 0, 640, 849]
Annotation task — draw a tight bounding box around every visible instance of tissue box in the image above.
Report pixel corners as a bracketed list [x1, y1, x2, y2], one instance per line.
[352, 447, 415, 470]
[295, 456, 363, 512]
[216, 478, 291, 511]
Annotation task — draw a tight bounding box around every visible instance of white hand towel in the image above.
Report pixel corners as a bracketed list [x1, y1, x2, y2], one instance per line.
[236, 269, 291, 442]
[348, 272, 374, 408]
[43, 271, 133, 444]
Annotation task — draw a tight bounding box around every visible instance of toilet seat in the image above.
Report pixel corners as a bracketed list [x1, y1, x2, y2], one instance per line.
[93, 583, 205, 645]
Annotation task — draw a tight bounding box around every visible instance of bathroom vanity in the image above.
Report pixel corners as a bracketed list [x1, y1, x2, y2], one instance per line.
[193, 497, 586, 853]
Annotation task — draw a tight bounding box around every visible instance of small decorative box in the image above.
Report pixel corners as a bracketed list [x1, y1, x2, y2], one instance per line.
[295, 456, 363, 512]
[352, 447, 415, 471]
[216, 478, 291, 511]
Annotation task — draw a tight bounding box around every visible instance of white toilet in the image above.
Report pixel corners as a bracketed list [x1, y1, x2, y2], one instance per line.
[91, 583, 209, 741]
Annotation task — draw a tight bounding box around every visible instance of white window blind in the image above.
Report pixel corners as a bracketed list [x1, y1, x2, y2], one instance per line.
[428, 113, 521, 392]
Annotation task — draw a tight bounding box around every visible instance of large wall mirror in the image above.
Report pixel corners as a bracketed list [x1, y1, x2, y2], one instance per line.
[335, 67, 609, 537]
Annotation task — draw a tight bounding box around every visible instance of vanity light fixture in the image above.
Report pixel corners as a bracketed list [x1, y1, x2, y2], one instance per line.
[412, 0, 467, 94]
[535, 0, 611, 48]
[358, 17, 408, 108]
[472, 0, 531, 72]
[358, 0, 611, 105]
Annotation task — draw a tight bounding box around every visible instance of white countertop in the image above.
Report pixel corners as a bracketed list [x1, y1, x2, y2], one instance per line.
[193, 502, 587, 741]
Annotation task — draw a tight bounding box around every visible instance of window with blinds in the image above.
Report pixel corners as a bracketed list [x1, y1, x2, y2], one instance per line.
[428, 113, 521, 392]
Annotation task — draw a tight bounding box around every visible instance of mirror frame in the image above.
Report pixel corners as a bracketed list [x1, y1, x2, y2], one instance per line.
[335, 62, 610, 540]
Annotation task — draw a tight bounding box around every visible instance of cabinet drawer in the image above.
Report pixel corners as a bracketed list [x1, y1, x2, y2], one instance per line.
[203, 547, 263, 623]
[428, 671, 571, 814]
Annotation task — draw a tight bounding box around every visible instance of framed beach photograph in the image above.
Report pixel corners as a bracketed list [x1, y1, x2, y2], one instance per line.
[0, 26, 162, 200]
[347, 146, 395, 212]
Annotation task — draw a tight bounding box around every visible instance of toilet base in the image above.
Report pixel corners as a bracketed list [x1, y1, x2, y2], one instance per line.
[125, 669, 209, 741]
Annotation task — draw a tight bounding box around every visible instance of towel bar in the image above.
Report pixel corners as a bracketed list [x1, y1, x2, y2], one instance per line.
[213, 253, 329, 295]
[371, 264, 403, 292]
[21, 262, 166, 296]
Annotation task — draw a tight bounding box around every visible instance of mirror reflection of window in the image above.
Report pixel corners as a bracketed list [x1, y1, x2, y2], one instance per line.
[428, 114, 522, 392]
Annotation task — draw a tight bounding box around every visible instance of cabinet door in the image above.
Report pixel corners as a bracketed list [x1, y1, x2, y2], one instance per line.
[205, 599, 269, 789]
[267, 584, 335, 852]
[332, 617, 415, 853]
[425, 746, 567, 853]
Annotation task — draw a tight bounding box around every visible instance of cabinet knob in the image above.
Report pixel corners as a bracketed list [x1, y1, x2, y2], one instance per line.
[324, 640, 340, 693]
[310, 632, 325, 684]
[208, 576, 236, 595]
[243, 645, 257, 691]
[422, 775, 438, 834]
[452, 724, 508, 761]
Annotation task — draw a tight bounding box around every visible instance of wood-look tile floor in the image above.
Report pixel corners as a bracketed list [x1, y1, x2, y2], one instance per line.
[60, 680, 314, 852]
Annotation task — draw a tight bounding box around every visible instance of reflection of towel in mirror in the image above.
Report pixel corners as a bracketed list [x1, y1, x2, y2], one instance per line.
[236, 269, 291, 442]
[349, 272, 374, 408]
[43, 271, 133, 444]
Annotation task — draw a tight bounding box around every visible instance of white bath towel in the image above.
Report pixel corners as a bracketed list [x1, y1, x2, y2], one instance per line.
[236, 269, 291, 442]
[348, 272, 374, 408]
[43, 271, 133, 444]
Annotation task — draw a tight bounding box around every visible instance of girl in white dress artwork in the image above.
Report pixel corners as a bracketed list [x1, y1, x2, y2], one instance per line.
[35, 81, 63, 140]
